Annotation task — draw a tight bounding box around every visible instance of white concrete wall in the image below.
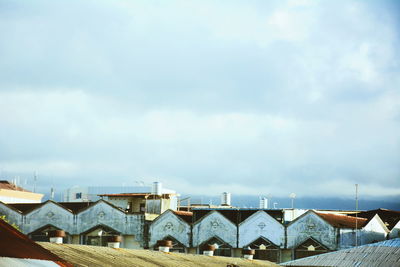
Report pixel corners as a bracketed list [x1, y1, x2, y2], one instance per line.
[192, 211, 237, 248]
[239, 211, 285, 248]
[359, 215, 387, 245]
[287, 211, 337, 250]
[149, 210, 190, 247]
[389, 220, 400, 239]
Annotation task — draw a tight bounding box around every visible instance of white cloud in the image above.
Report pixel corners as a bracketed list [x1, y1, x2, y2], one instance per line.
[0, 0, 398, 198]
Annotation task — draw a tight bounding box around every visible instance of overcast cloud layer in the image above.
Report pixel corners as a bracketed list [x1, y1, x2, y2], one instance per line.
[0, 0, 399, 198]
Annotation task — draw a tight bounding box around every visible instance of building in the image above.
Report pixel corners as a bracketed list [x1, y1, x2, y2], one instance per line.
[285, 210, 388, 261]
[0, 200, 145, 248]
[0, 195, 395, 263]
[63, 182, 176, 202]
[0, 180, 43, 203]
[99, 192, 178, 221]
[148, 210, 192, 252]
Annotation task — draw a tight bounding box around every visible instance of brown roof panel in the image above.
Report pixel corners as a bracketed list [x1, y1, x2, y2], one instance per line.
[173, 210, 193, 224]
[316, 212, 368, 229]
[0, 218, 72, 266]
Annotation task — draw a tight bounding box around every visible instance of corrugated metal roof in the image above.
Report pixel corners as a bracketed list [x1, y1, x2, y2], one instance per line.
[39, 242, 280, 267]
[281, 238, 400, 267]
[0, 257, 61, 267]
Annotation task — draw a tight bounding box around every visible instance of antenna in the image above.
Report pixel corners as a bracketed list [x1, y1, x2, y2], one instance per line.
[33, 171, 38, 193]
[290, 193, 296, 209]
[355, 184, 359, 247]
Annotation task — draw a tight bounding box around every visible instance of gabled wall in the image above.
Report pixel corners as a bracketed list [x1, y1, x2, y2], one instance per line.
[77, 201, 128, 234]
[239, 211, 284, 248]
[24, 201, 74, 234]
[149, 210, 190, 247]
[0, 202, 22, 226]
[192, 211, 236, 248]
[389, 220, 400, 239]
[287, 211, 336, 250]
[359, 215, 388, 245]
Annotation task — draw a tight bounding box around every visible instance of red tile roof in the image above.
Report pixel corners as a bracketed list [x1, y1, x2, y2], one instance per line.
[0, 180, 30, 192]
[316, 212, 368, 229]
[0, 217, 72, 266]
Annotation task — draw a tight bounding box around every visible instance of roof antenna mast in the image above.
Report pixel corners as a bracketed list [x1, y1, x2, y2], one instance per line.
[355, 184, 359, 247]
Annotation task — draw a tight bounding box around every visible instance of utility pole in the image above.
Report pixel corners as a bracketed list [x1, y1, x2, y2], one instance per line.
[355, 184, 358, 247]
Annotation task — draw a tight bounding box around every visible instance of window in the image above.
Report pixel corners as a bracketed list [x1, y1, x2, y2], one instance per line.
[76, 193, 82, 199]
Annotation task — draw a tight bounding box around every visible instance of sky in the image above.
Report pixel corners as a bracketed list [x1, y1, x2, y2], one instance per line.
[0, 0, 399, 199]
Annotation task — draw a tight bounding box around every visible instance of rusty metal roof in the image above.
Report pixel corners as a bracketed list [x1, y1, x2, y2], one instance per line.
[281, 238, 400, 267]
[316, 212, 368, 229]
[173, 210, 193, 223]
[0, 218, 72, 266]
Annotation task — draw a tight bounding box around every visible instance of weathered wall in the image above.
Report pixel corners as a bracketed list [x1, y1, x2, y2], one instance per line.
[77, 201, 127, 234]
[149, 210, 190, 247]
[0, 202, 22, 226]
[239, 211, 285, 248]
[287, 211, 337, 250]
[24, 202, 74, 234]
[192, 211, 237, 248]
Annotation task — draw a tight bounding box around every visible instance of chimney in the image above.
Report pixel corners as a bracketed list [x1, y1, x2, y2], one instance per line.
[48, 230, 65, 244]
[221, 192, 231, 206]
[242, 248, 255, 260]
[157, 240, 172, 252]
[203, 244, 216, 256]
[107, 236, 122, 248]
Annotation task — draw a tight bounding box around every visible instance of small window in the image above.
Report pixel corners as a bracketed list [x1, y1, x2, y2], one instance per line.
[76, 193, 82, 199]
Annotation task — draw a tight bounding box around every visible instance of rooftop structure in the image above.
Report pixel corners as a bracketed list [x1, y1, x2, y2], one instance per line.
[0, 180, 43, 203]
[63, 181, 176, 202]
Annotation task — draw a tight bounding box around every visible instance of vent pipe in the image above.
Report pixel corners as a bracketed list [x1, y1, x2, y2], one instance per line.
[259, 197, 268, 209]
[242, 248, 255, 260]
[107, 236, 122, 248]
[48, 230, 65, 244]
[203, 244, 216, 256]
[221, 192, 231, 206]
[157, 240, 172, 252]
[152, 182, 162, 196]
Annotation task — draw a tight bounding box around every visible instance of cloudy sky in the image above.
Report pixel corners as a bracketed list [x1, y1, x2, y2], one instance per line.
[0, 0, 399, 198]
